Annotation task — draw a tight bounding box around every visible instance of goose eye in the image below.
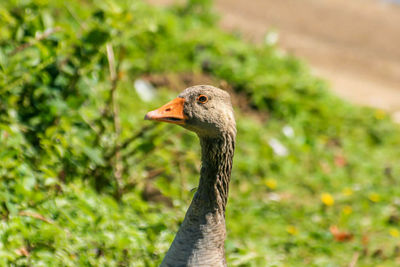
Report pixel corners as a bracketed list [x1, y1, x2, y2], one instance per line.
[197, 95, 208, 104]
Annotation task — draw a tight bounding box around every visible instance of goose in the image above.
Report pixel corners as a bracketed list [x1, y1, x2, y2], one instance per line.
[145, 85, 236, 267]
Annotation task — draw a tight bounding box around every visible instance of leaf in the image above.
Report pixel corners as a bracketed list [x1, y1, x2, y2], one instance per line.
[83, 146, 105, 165]
[329, 225, 353, 242]
[84, 28, 109, 46]
[15, 247, 29, 257]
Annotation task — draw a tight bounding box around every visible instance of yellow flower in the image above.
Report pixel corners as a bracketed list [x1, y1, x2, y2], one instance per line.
[286, 225, 298, 235]
[389, 228, 399, 238]
[321, 193, 335, 206]
[374, 109, 386, 120]
[342, 187, 353, 196]
[342, 205, 352, 215]
[368, 193, 380, 203]
[264, 178, 277, 190]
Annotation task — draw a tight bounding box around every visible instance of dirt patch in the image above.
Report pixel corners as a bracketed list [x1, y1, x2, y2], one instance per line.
[215, 0, 400, 113]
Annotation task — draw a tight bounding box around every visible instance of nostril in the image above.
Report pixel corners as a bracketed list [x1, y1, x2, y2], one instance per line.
[165, 108, 171, 112]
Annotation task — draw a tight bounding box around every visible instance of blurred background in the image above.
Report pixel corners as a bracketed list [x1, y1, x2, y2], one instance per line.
[1, 0, 400, 266]
[152, 0, 400, 118]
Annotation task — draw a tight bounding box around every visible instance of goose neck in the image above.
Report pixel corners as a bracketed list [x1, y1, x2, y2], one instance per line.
[198, 132, 236, 213]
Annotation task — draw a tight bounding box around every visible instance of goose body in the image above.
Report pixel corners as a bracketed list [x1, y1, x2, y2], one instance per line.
[145, 85, 236, 267]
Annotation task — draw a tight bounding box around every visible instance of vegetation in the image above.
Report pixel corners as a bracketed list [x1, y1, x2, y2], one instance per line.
[1, 0, 399, 266]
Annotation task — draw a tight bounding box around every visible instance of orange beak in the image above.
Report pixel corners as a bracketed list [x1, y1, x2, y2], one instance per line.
[144, 97, 187, 125]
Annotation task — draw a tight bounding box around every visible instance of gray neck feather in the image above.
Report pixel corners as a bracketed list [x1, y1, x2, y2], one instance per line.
[161, 130, 236, 267]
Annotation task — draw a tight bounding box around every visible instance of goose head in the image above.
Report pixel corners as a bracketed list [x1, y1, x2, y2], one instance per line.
[145, 85, 235, 138]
